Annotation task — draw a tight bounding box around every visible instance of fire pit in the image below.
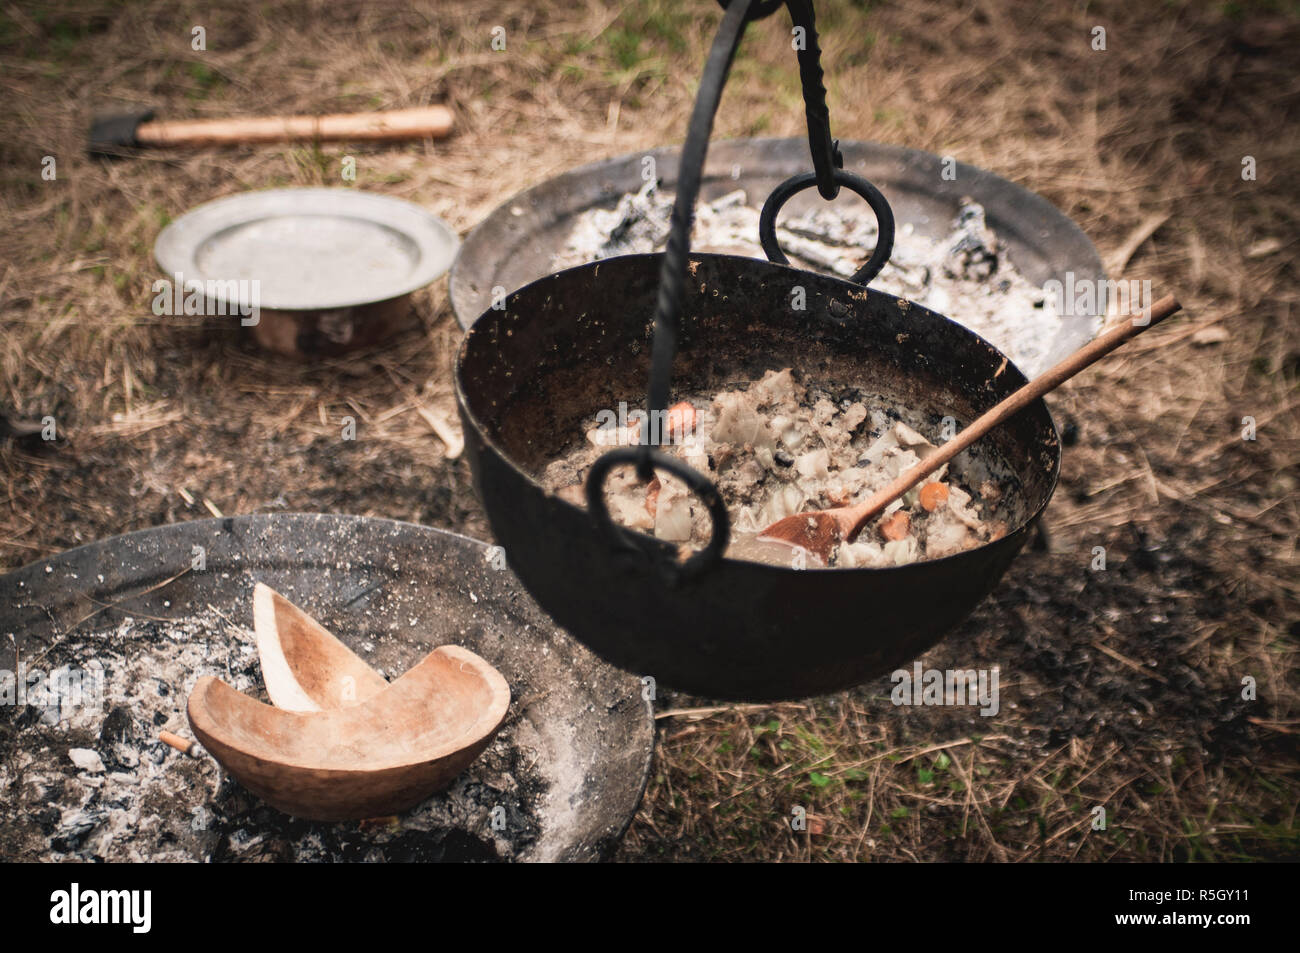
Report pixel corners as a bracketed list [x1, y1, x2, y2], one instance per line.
[449, 137, 1105, 377]
[0, 515, 654, 862]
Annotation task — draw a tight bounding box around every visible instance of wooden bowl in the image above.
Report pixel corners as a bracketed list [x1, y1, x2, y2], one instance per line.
[253, 582, 388, 711]
[188, 645, 510, 820]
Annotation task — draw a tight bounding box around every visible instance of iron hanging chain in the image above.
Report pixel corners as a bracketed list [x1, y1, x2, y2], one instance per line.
[586, 0, 874, 580]
[641, 0, 755, 477]
[761, 0, 896, 285]
[582, 0, 757, 582]
[786, 0, 842, 200]
[644, 0, 837, 466]
[715, 0, 785, 20]
[717, 0, 841, 198]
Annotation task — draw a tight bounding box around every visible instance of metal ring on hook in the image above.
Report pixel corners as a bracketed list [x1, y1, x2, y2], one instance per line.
[758, 168, 896, 286]
[585, 446, 731, 583]
[715, 0, 786, 21]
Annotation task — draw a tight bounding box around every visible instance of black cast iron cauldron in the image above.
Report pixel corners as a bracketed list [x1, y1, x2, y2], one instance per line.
[455, 252, 1061, 700]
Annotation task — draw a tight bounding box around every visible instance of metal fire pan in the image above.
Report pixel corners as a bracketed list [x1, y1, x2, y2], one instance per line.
[450, 137, 1103, 372]
[0, 514, 654, 862]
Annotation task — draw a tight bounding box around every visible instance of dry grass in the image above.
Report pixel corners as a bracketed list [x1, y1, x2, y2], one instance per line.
[1, 0, 1296, 861]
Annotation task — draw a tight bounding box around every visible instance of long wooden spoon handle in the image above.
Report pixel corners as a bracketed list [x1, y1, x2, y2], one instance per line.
[844, 294, 1183, 540]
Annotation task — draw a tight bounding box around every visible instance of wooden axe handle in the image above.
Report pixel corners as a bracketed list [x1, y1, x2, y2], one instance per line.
[135, 105, 454, 146]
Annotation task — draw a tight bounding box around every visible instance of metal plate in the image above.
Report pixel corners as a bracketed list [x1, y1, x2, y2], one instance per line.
[450, 137, 1105, 371]
[0, 515, 654, 862]
[156, 188, 459, 311]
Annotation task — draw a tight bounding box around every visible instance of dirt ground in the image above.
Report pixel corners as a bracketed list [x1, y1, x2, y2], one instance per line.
[1, 0, 1296, 861]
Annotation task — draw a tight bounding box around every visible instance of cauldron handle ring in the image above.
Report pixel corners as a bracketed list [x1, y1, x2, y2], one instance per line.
[586, 447, 731, 583]
[757, 168, 897, 286]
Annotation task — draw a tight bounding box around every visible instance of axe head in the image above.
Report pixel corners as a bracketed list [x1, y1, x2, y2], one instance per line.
[88, 108, 154, 158]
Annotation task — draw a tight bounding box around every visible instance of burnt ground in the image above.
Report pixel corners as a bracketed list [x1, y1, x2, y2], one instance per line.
[1, 0, 1297, 861]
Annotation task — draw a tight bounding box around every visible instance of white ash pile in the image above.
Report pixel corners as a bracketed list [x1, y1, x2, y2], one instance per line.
[0, 610, 545, 862]
[554, 182, 1065, 376]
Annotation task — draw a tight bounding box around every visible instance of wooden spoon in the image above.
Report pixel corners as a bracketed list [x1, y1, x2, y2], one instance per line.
[759, 295, 1182, 564]
[253, 582, 388, 711]
[188, 645, 511, 821]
